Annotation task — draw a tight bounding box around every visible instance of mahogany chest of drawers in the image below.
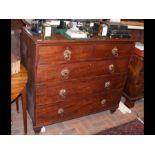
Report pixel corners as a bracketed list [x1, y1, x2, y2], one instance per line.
[21, 28, 134, 133]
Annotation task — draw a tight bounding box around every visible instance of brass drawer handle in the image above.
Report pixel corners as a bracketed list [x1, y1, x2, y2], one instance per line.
[64, 47, 71, 60]
[112, 47, 119, 57]
[105, 81, 111, 89]
[109, 64, 115, 73]
[101, 99, 106, 105]
[58, 108, 64, 117]
[59, 89, 66, 97]
[61, 68, 70, 79]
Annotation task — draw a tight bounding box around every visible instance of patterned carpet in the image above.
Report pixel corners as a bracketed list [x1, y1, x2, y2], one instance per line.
[95, 119, 144, 135]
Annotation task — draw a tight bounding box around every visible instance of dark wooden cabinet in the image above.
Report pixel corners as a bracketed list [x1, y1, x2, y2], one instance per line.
[129, 29, 144, 43]
[123, 48, 144, 108]
[21, 28, 134, 132]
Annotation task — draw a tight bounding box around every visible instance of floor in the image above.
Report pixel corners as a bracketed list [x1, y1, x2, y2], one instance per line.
[11, 97, 144, 135]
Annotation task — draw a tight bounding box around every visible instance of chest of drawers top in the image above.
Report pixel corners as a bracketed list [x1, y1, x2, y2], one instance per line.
[23, 27, 134, 45]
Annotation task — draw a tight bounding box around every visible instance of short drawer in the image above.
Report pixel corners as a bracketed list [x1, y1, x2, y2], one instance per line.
[38, 44, 94, 64]
[35, 90, 121, 125]
[36, 74, 126, 106]
[36, 58, 129, 83]
[94, 43, 133, 59]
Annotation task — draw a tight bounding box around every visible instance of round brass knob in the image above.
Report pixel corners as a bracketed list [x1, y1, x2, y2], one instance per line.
[59, 89, 66, 97]
[112, 47, 119, 57]
[61, 68, 70, 79]
[58, 108, 64, 117]
[101, 99, 106, 105]
[109, 64, 115, 73]
[105, 81, 111, 89]
[64, 47, 71, 60]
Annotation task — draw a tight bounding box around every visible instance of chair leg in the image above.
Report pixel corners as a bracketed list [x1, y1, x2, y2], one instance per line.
[16, 97, 19, 113]
[21, 88, 27, 134]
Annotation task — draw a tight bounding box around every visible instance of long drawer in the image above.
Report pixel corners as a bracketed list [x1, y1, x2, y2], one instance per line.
[38, 43, 133, 65]
[36, 58, 130, 83]
[36, 90, 122, 125]
[36, 74, 126, 106]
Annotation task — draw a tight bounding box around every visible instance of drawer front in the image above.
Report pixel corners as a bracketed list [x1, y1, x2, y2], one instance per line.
[36, 90, 121, 125]
[94, 43, 133, 59]
[36, 58, 129, 83]
[36, 74, 126, 106]
[38, 45, 94, 64]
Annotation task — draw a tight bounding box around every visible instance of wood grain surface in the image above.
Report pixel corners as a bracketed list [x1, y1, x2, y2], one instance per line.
[11, 64, 28, 101]
[20, 27, 134, 132]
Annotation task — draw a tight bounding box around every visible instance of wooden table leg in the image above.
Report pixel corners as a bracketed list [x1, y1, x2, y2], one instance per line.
[16, 97, 19, 113]
[21, 87, 27, 134]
